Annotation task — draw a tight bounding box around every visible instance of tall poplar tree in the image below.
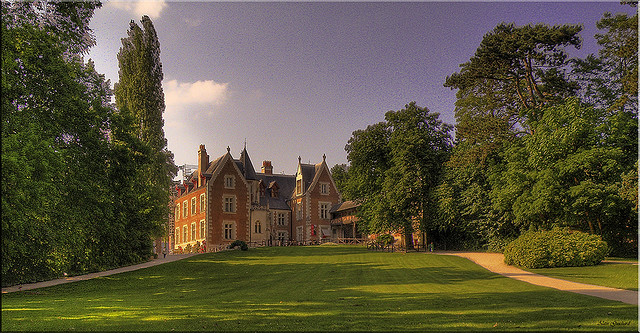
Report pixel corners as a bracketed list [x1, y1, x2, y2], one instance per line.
[113, 16, 176, 258]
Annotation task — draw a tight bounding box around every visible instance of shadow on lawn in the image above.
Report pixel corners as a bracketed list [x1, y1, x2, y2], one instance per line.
[2, 246, 637, 331]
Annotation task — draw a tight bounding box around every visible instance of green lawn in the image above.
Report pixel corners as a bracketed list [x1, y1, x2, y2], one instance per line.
[2, 246, 637, 331]
[529, 263, 638, 291]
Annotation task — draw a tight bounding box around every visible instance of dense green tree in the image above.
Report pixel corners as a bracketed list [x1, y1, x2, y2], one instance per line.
[113, 16, 176, 256]
[439, 16, 637, 255]
[491, 98, 636, 256]
[330, 164, 350, 200]
[1, 1, 116, 285]
[573, 12, 638, 114]
[344, 103, 452, 248]
[445, 23, 582, 133]
[383, 103, 453, 248]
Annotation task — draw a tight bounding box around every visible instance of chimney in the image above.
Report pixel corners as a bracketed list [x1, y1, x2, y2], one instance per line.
[198, 144, 209, 187]
[262, 161, 273, 175]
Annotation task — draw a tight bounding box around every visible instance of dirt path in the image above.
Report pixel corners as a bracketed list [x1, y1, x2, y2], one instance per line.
[1, 253, 199, 294]
[439, 251, 638, 305]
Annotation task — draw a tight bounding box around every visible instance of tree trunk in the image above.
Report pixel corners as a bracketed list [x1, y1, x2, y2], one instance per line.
[404, 228, 415, 251]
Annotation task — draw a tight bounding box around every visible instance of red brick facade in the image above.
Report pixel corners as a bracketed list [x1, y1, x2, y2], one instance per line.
[171, 146, 343, 251]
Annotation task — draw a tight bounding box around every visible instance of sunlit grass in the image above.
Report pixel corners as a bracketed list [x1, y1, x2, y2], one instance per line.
[529, 263, 638, 291]
[2, 246, 637, 331]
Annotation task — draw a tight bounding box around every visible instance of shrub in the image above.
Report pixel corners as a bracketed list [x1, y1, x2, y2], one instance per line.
[504, 227, 608, 268]
[229, 240, 248, 251]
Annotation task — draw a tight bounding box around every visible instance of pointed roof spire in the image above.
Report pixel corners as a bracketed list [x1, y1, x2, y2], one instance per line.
[323, 154, 326, 162]
[227, 146, 231, 153]
[298, 156, 302, 164]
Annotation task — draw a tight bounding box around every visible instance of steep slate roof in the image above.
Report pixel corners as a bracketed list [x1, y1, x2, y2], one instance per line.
[236, 147, 257, 180]
[299, 163, 317, 194]
[204, 154, 225, 176]
[256, 173, 296, 210]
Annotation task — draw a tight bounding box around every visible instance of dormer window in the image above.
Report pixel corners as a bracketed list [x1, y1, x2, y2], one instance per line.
[259, 183, 266, 197]
[269, 182, 279, 198]
[296, 179, 302, 194]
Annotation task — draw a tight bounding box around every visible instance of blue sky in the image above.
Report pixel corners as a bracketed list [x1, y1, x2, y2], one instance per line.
[87, 1, 636, 176]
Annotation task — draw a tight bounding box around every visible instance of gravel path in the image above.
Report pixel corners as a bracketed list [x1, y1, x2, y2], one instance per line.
[440, 251, 638, 305]
[1, 253, 199, 294]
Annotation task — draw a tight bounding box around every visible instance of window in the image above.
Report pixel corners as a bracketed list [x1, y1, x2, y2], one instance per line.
[175, 204, 180, 220]
[191, 222, 196, 241]
[224, 175, 235, 189]
[320, 182, 329, 195]
[223, 196, 236, 213]
[296, 179, 302, 194]
[176, 228, 180, 244]
[296, 226, 304, 242]
[200, 194, 206, 213]
[277, 213, 286, 226]
[183, 200, 188, 217]
[277, 231, 287, 244]
[296, 201, 303, 220]
[191, 197, 197, 215]
[224, 222, 234, 239]
[271, 187, 278, 198]
[200, 220, 205, 239]
[183, 226, 188, 243]
[255, 221, 262, 234]
[320, 202, 330, 220]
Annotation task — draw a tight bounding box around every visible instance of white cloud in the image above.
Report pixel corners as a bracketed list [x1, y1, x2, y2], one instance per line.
[107, 0, 168, 19]
[164, 79, 229, 107]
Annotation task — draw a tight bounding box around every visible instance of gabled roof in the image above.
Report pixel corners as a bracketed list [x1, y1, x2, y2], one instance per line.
[297, 155, 341, 200]
[204, 154, 225, 176]
[204, 150, 249, 189]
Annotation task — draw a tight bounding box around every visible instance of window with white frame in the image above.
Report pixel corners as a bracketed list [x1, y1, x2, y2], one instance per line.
[320, 182, 329, 195]
[191, 222, 196, 241]
[224, 175, 235, 189]
[200, 220, 205, 239]
[319, 202, 330, 220]
[223, 222, 235, 239]
[176, 228, 180, 244]
[223, 195, 236, 213]
[183, 200, 188, 217]
[175, 204, 180, 220]
[183, 226, 188, 243]
[200, 193, 206, 213]
[277, 213, 286, 226]
[191, 197, 197, 215]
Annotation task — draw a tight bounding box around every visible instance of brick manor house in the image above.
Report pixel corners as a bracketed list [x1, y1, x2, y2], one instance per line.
[171, 144, 355, 252]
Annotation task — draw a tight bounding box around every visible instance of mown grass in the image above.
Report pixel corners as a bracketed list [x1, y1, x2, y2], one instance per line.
[2, 246, 637, 331]
[529, 263, 638, 291]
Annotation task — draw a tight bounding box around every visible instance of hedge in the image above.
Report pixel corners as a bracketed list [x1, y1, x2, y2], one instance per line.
[503, 227, 608, 268]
